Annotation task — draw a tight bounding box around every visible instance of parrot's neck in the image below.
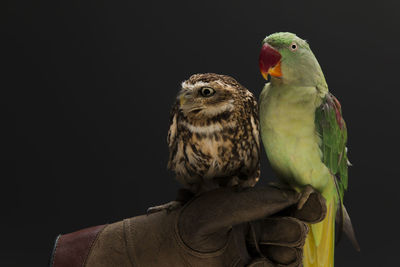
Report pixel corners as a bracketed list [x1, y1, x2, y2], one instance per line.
[262, 81, 321, 115]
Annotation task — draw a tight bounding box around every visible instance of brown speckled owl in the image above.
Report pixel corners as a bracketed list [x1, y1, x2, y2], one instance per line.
[147, 73, 260, 213]
[167, 73, 260, 194]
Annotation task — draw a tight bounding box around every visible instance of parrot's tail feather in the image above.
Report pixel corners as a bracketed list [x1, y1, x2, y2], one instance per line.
[335, 199, 344, 246]
[303, 200, 335, 267]
[333, 173, 344, 247]
[342, 205, 360, 251]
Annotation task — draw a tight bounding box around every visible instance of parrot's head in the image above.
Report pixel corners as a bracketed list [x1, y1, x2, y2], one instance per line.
[259, 32, 324, 86]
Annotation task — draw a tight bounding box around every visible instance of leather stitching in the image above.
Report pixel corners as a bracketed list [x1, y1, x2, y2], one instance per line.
[174, 206, 231, 258]
[123, 219, 137, 267]
[82, 225, 107, 267]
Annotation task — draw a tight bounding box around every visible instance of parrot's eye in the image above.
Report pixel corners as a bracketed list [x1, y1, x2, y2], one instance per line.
[290, 42, 298, 51]
[200, 87, 216, 97]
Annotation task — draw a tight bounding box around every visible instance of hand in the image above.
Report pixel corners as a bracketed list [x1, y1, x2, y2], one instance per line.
[246, 192, 326, 266]
[62, 185, 326, 267]
[177, 186, 326, 266]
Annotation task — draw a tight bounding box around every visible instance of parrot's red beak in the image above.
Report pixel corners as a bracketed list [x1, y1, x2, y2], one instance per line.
[259, 43, 282, 80]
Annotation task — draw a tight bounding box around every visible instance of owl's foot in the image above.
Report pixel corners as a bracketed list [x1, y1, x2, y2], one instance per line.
[268, 181, 293, 191]
[297, 185, 315, 210]
[147, 201, 182, 215]
[147, 188, 195, 215]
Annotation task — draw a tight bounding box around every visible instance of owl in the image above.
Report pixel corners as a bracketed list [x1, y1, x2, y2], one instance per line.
[148, 73, 260, 213]
[168, 73, 260, 193]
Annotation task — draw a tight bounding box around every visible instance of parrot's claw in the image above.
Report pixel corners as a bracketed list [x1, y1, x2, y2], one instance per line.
[146, 201, 182, 215]
[297, 185, 315, 210]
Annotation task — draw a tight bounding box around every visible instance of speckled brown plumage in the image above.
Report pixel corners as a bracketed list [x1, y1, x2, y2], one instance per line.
[167, 73, 260, 193]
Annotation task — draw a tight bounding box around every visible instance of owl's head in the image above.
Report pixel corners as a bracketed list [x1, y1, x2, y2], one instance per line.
[178, 73, 244, 119]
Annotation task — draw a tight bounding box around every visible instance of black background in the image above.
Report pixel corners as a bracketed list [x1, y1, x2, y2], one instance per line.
[3, 0, 399, 266]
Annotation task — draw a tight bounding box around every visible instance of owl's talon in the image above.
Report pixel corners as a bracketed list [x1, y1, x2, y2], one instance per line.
[268, 181, 292, 191]
[297, 185, 315, 210]
[147, 201, 182, 215]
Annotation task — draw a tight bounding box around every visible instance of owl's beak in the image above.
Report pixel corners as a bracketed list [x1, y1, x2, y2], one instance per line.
[259, 43, 282, 79]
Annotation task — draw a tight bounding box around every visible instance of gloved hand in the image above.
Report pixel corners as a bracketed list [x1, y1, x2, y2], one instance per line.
[67, 186, 326, 267]
[177, 186, 326, 267]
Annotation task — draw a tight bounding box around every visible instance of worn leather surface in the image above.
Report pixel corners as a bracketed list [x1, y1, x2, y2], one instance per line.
[51, 186, 326, 267]
[51, 224, 106, 267]
[84, 221, 132, 267]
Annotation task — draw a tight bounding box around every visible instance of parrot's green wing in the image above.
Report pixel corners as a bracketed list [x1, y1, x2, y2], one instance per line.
[315, 92, 360, 252]
[315, 92, 349, 202]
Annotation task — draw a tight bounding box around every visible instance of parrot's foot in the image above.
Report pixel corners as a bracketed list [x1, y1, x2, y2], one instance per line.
[297, 185, 315, 210]
[147, 201, 182, 215]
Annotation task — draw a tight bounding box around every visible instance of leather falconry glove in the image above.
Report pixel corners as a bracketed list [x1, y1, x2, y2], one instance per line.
[50, 186, 326, 267]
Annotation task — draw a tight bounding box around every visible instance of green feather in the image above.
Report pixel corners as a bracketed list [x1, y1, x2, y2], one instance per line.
[259, 32, 358, 266]
[315, 93, 348, 202]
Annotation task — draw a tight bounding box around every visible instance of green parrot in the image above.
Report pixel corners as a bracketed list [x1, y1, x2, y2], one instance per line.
[258, 32, 359, 267]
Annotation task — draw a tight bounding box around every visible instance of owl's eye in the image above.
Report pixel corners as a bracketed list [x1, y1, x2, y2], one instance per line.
[200, 87, 216, 97]
[290, 42, 298, 51]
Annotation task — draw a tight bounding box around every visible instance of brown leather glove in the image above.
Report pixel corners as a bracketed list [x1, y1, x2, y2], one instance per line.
[57, 186, 325, 267]
[176, 186, 326, 267]
[245, 192, 326, 266]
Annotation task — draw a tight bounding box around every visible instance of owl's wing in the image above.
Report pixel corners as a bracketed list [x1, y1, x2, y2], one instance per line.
[247, 94, 260, 154]
[167, 101, 180, 169]
[252, 98, 260, 146]
[240, 92, 260, 184]
[167, 101, 179, 148]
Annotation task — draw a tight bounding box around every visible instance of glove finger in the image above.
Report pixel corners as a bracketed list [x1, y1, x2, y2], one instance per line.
[249, 217, 308, 248]
[179, 186, 300, 238]
[288, 192, 326, 224]
[259, 245, 303, 267]
[246, 257, 276, 267]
